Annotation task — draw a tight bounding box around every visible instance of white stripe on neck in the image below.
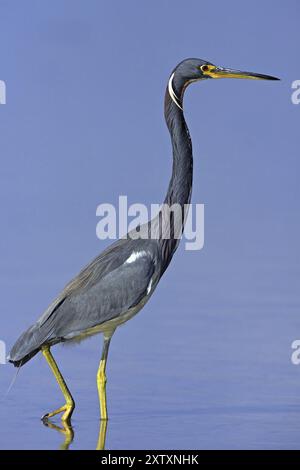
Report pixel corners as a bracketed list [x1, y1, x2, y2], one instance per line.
[168, 73, 183, 111]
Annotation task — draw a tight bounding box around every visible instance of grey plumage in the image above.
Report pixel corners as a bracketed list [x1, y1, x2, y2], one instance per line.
[9, 239, 160, 365]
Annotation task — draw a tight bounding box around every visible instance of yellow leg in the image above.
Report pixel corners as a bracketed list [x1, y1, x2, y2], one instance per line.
[97, 359, 108, 420]
[97, 335, 112, 421]
[41, 345, 75, 422]
[96, 419, 108, 450]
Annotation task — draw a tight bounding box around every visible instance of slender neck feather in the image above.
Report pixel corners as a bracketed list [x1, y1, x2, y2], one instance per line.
[164, 76, 193, 208]
[154, 73, 193, 272]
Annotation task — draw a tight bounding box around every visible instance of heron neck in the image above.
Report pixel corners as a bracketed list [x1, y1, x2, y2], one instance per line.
[163, 87, 193, 209]
[151, 86, 193, 273]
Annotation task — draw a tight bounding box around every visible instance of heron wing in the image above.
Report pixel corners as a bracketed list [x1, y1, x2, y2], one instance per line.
[9, 239, 159, 364]
[37, 239, 158, 341]
[36, 238, 131, 329]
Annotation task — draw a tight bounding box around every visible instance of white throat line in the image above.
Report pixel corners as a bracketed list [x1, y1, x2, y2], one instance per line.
[168, 73, 183, 111]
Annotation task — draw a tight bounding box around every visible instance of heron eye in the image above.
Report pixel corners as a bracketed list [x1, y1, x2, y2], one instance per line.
[201, 65, 210, 72]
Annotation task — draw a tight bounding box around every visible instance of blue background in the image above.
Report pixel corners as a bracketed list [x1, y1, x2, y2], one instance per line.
[0, 0, 299, 449]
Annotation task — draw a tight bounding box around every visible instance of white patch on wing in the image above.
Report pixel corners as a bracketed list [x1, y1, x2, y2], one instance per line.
[125, 250, 148, 264]
[168, 73, 183, 110]
[146, 278, 153, 295]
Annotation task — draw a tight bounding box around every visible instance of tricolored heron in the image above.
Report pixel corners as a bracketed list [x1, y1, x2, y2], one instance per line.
[9, 58, 279, 423]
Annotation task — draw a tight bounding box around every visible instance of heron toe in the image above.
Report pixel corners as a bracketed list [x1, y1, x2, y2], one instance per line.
[42, 402, 75, 422]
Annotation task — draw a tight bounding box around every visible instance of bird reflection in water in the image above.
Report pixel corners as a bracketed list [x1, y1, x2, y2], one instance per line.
[42, 418, 108, 450]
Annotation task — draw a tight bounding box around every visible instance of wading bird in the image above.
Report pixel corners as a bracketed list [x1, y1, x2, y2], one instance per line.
[9, 59, 279, 423]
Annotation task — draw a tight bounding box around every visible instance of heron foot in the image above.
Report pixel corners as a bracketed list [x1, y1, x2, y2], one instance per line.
[41, 401, 75, 422]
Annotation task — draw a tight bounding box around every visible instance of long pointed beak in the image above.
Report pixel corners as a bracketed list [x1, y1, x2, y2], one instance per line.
[206, 66, 280, 81]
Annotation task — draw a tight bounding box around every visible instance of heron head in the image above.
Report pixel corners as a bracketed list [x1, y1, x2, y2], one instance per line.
[173, 58, 279, 86]
[168, 58, 279, 110]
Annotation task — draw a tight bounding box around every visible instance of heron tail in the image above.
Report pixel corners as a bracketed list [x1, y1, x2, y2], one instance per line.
[8, 323, 50, 367]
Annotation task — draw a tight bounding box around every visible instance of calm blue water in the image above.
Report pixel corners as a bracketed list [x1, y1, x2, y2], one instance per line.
[0, 0, 299, 451]
[1, 241, 300, 450]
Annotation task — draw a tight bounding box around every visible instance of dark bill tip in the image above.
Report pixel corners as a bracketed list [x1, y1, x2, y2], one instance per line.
[251, 73, 280, 81]
[208, 67, 280, 81]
